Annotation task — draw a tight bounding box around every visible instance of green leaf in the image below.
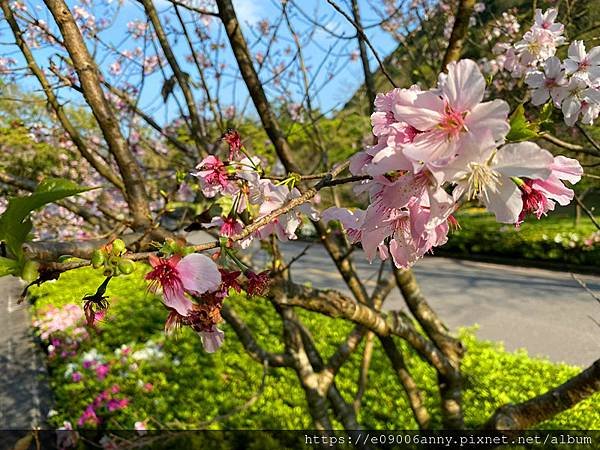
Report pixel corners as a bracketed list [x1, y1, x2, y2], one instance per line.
[537, 102, 555, 134]
[0, 178, 95, 259]
[214, 195, 234, 217]
[539, 102, 553, 123]
[506, 104, 539, 142]
[0, 256, 18, 277]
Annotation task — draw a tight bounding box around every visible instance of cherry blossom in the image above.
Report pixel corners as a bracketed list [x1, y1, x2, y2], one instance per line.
[164, 295, 225, 353]
[520, 156, 583, 222]
[564, 41, 600, 84]
[191, 155, 235, 198]
[255, 183, 318, 241]
[394, 59, 510, 172]
[533, 8, 564, 34]
[146, 253, 222, 315]
[445, 139, 554, 223]
[561, 77, 600, 126]
[525, 57, 567, 106]
[498, 8, 600, 126]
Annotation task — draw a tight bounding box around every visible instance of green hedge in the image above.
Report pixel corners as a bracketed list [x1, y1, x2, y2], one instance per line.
[443, 209, 600, 267]
[29, 267, 600, 431]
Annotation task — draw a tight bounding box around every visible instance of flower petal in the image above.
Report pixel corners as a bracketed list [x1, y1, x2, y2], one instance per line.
[481, 178, 522, 224]
[493, 142, 553, 179]
[163, 288, 194, 316]
[394, 91, 444, 130]
[178, 253, 222, 294]
[465, 100, 510, 142]
[443, 59, 485, 111]
[200, 327, 225, 353]
[551, 155, 583, 183]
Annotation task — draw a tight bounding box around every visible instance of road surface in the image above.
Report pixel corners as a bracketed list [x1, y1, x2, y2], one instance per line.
[270, 241, 600, 367]
[0, 276, 51, 429]
[189, 229, 600, 368]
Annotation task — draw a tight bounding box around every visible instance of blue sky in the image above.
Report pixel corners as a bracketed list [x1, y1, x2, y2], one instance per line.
[3, 0, 400, 123]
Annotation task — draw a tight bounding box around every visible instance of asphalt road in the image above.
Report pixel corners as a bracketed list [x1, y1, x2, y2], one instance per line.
[273, 241, 600, 368]
[186, 231, 600, 367]
[0, 276, 51, 429]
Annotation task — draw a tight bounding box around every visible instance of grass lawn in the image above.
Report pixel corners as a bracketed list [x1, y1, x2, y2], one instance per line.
[27, 266, 600, 433]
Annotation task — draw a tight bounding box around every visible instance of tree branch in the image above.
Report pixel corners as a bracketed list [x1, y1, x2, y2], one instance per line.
[216, 0, 301, 173]
[221, 304, 292, 367]
[1, 2, 125, 192]
[485, 359, 600, 429]
[271, 279, 455, 377]
[44, 0, 152, 229]
[441, 0, 475, 69]
[140, 0, 208, 156]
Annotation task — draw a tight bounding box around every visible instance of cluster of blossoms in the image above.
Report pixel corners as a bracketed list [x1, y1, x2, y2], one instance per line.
[144, 249, 270, 354]
[494, 9, 600, 125]
[191, 130, 318, 245]
[145, 253, 225, 353]
[323, 58, 582, 269]
[141, 131, 322, 353]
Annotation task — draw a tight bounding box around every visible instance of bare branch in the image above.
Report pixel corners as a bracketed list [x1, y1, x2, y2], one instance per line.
[1, 2, 125, 192]
[485, 359, 600, 429]
[221, 304, 292, 367]
[216, 0, 301, 173]
[441, 0, 476, 69]
[139, 0, 209, 156]
[326, 0, 398, 88]
[43, 0, 152, 229]
[573, 193, 600, 230]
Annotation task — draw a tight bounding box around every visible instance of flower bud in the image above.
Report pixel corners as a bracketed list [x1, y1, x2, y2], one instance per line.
[117, 259, 135, 275]
[91, 250, 105, 269]
[108, 256, 120, 267]
[112, 239, 126, 256]
[21, 260, 40, 283]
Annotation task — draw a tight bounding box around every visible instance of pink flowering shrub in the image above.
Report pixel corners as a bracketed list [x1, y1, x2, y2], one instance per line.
[33, 304, 89, 350]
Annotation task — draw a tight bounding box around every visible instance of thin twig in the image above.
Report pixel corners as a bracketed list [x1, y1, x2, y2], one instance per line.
[571, 273, 600, 305]
[326, 0, 398, 88]
[573, 193, 600, 230]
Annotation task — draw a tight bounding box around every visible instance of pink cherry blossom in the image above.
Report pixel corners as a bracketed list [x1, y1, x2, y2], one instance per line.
[517, 180, 554, 224]
[525, 57, 567, 106]
[564, 41, 600, 83]
[191, 155, 235, 198]
[322, 207, 366, 244]
[522, 155, 582, 218]
[204, 216, 244, 237]
[254, 183, 317, 241]
[447, 139, 554, 223]
[533, 8, 564, 35]
[146, 253, 221, 315]
[561, 77, 600, 126]
[394, 59, 510, 172]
